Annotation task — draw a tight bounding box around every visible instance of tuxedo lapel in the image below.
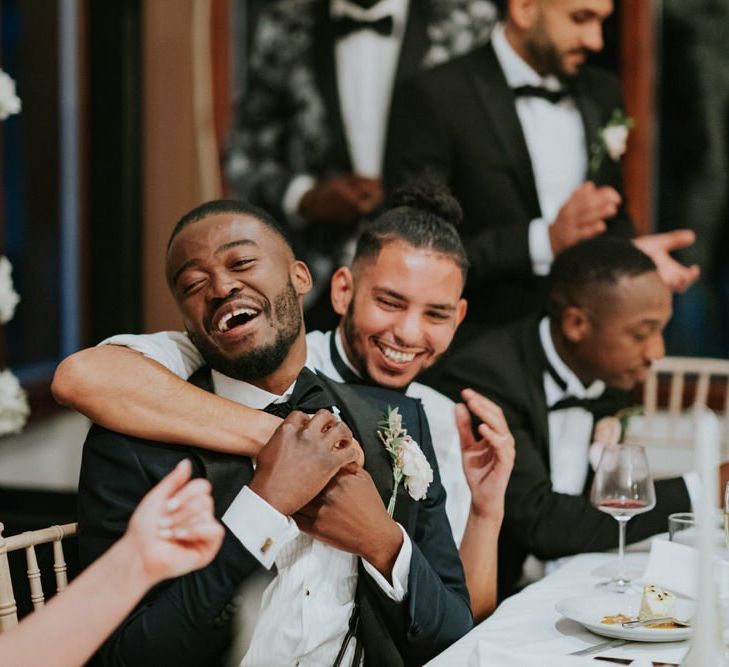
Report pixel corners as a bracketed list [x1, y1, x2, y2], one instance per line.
[187, 367, 254, 516]
[574, 78, 601, 179]
[516, 321, 551, 465]
[315, 373, 413, 526]
[468, 44, 541, 217]
[312, 1, 352, 172]
[393, 0, 429, 86]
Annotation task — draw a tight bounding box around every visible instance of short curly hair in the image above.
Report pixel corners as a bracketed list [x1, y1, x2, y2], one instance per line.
[547, 237, 657, 320]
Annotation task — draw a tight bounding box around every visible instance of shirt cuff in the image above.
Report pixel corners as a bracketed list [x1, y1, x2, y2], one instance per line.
[222, 486, 299, 569]
[528, 218, 554, 276]
[360, 523, 411, 601]
[682, 472, 702, 511]
[283, 173, 317, 229]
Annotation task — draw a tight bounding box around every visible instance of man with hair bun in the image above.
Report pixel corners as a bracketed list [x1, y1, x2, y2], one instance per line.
[425, 236, 728, 599]
[53, 181, 515, 622]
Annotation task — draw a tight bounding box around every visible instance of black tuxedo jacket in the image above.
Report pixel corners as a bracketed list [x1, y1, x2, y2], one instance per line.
[423, 317, 692, 599]
[77, 369, 471, 666]
[225, 0, 494, 293]
[386, 42, 634, 329]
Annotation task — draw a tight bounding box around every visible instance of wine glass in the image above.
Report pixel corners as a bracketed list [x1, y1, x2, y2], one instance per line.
[590, 444, 656, 593]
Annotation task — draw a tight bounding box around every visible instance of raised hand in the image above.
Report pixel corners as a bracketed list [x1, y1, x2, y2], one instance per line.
[125, 459, 224, 583]
[633, 229, 700, 293]
[454, 389, 515, 519]
[549, 181, 621, 254]
[299, 174, 383, 225]
[249, 409, 363, 516]
[293, 467, 403, 579]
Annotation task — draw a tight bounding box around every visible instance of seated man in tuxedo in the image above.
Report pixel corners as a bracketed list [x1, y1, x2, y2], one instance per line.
[74, 199, 472, 666]
[55, 180, 515, 623]
[423, 237, 719, 599]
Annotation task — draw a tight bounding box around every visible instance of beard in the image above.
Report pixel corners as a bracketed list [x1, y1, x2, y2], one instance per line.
[525, 19, 583, 80]
[188, 280, 302, 382]
[341, 301, 371, 382]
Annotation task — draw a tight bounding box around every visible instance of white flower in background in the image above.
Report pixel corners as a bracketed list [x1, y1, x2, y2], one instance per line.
[0, 368, 29, 435]
[0, 256, 20, 324]
[602, 124, 630, 161]
[0, 70, 21, 121]
[0, 71, 27, 436]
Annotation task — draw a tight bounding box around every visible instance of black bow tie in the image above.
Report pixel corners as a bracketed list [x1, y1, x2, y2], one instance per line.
[513, 84, 569, 104]
[548, 394, 616, 420]
[263, 367, 337, 418]
[333, 14, 394, 39]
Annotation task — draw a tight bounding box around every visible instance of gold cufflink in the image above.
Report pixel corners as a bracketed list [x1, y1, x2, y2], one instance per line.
[260, 537, 273, 554]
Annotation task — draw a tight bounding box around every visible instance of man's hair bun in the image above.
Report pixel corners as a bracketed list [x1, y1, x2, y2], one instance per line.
[390, 172, 463, 227]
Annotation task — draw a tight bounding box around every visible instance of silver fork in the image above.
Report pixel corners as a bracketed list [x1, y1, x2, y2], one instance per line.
[621, 617, 691, 628]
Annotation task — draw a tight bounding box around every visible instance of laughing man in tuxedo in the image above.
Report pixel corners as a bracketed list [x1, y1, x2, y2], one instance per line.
[56, 181, 516, 623]
[74, 200, 472, 666]
[386, 0, 700, 332]
[227, 0, 496, 326]
[423, 237, 709, 599]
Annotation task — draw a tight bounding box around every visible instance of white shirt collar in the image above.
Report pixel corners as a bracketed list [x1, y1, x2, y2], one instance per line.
[491, 22, 563, 91]
[334, 327, 362, 378]
[539, 316, 605, 399]
[330, 0, 408, 24]
[210, 346, 318, 407]
[211, 370, 293, 408]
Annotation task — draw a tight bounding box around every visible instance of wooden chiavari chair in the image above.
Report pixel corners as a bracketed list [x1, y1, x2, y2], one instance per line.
[624, 356, 729, 476]
[0, 522, 77, 633]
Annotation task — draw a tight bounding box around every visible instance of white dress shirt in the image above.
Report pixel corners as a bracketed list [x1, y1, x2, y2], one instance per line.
[491, 23, 587, 276]
[283, 0, 409, 221]
[539, 317, 605, 495]
[101, 328, 472, 546]
[101, 334, 412, 666]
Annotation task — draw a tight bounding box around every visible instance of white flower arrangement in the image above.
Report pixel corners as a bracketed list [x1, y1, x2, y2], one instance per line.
[0, 69, 21, 121]
[0, 70, 28, 436]
[378, 406, 433, 516]
[0, 256, 20, 324]
[589, 109, 634, 176]
[0, 368, 29, 435]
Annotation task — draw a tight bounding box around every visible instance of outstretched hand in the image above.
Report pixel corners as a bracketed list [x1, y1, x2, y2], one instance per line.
[633, 230, 700, 293]
[455, 389, 515, 519]
[125, 459, 224, 585]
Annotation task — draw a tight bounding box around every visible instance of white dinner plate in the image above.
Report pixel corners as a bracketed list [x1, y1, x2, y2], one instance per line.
[555, 593, 693, 642]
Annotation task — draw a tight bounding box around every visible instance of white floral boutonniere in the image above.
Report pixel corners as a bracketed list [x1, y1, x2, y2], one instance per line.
[377, 406, 433, 516]
[589, 109, 634, 176]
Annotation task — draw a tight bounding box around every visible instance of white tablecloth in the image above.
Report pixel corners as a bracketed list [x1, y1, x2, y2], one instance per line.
[426, 552, 691, 666]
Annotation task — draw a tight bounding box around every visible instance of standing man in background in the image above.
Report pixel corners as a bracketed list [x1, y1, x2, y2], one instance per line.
[225, 0, 497, 329]
[386, 0, 699, 335]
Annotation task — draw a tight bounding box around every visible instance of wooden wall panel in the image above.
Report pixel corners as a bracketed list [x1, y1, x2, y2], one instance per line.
[142, 0, 224, 332]
[620, 0, 657, 236]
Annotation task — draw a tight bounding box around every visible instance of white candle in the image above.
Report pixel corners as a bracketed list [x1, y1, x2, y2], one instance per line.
[682, 408, 725, 666]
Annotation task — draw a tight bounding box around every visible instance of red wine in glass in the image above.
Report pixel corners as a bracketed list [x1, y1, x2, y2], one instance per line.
[590, 444, 656, 593]
[597, 498, 652, 519]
